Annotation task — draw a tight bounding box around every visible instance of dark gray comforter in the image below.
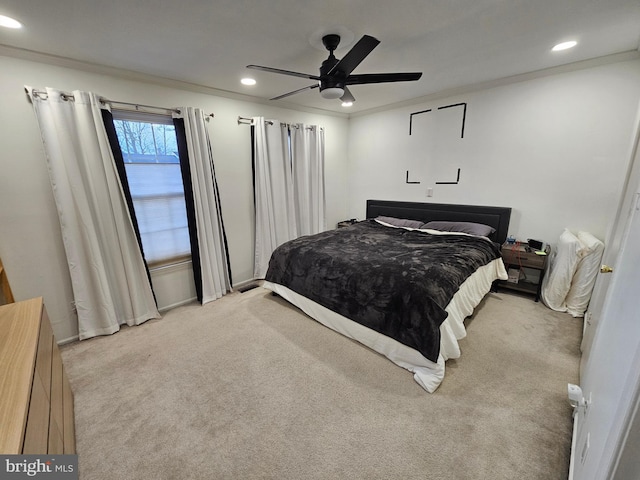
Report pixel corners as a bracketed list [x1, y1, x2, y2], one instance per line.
[265, 220, 501, 362]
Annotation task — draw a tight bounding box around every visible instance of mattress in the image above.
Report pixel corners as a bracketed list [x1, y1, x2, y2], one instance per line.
[264, 256, 507, 392]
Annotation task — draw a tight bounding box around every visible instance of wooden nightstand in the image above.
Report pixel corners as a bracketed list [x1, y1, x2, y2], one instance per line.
[498, 242, 550, 302]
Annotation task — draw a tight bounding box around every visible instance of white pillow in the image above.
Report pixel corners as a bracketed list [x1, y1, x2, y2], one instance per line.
[565, 231, 605, 317]
[541, 229, 586, 312]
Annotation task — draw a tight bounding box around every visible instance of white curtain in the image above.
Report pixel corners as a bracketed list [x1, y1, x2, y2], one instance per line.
[26, 87, 160, 340]
[291, 123, 326, 236]
[252, 118, 326, 278]
[174, 107, 232, 303]
[253, 117, 297, 278]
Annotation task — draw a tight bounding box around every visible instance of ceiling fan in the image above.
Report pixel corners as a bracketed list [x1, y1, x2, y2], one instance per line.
[247, 34, 422, 103]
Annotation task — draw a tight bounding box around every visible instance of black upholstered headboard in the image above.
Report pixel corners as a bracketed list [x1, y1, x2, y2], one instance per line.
[366, 199, 512, 245]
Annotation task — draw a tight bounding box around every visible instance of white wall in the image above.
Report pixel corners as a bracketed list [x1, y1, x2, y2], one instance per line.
[3, 52, 639, 345]
[347, 59, 640, 245]
[0, 53, 349, 342]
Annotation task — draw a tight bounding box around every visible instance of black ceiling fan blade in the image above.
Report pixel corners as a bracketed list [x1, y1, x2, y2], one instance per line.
[328, 35, 380, 76]
[247, 65, 320, 81]
[270, 84, 319, 101]
[346, 72, 423, 85]
[340, 87, 355, 103]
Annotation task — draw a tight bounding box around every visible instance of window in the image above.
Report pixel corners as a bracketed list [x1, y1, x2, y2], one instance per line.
[112, 111, 190, 267]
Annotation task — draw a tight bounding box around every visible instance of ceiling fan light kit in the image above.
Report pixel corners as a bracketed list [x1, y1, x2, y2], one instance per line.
[247, 33, 422, 103]
[320, 87, 344, 99]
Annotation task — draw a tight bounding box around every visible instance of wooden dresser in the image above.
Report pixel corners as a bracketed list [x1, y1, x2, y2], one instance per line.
[0, 297, 76, 454]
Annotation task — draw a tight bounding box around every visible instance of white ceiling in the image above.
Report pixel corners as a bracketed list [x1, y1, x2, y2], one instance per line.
[1, 0, 639, 115]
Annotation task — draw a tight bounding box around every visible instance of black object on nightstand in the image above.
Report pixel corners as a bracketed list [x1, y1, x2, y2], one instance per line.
[497, 242, 550, 302]
[337, 219, 358, 228]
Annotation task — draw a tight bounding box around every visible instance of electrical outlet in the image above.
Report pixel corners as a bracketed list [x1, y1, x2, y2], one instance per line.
[427, 187, 433, 197]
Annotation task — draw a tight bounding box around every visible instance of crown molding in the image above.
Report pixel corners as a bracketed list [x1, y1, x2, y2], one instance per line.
[350, 50, 640, 118]
[2, 43, 637, 121]
[0, 43, 349, 119]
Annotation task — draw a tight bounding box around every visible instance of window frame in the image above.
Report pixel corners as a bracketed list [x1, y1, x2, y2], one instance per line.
[111, 109, 192, 269]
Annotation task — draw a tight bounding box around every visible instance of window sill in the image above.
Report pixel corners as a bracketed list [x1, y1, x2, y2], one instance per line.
[149, 259, 192, 274]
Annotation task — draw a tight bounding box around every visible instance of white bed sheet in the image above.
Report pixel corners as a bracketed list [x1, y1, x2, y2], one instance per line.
[264, 257, 507, 393]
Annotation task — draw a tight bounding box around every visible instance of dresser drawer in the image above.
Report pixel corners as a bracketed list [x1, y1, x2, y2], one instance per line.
[23, 373, 50, 454]
[35, 310, 53, 399]
[0, 298, 75, 454]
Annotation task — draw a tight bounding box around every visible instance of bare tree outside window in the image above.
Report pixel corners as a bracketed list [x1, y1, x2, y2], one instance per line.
[114, 120, 179, 163]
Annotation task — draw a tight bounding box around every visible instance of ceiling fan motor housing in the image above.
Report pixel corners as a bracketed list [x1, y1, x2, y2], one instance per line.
[319, 56, 345, 94]
[319, 35, 346, 96]
[322, 34, 341, 50]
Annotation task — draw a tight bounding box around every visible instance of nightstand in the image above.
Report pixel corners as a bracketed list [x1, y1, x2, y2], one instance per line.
[497, 242, 550, 302]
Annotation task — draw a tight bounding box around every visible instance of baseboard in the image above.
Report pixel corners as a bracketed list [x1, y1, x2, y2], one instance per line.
[59, 284, 257, 343]
[57, 298, 198, 344]
[568, 409, 581, 480]
[58, 334, 80, 346]
[233, 278, 263, 291]
[158, 297, 198, 313]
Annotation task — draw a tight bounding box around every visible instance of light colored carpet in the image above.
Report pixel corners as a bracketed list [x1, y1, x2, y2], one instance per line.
[61, 286, 582, 480]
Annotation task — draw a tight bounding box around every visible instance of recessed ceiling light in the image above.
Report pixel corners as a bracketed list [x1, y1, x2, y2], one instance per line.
[241, 78, 256, 86]
[0, 15, 22, 29]
[341, 101, 353, 107]
[552, 41, 577, 52]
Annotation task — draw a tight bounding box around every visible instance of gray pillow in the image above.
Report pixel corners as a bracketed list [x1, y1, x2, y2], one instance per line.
[421, 221, 496, 237]
[375, 216, 424, 229]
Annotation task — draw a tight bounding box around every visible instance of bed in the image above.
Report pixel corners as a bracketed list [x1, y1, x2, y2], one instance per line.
[264, 200, 511, 392]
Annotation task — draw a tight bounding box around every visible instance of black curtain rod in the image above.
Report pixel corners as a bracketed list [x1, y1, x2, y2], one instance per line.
[103, 98, 214, 120]
[102, 98, 181, 115]
[236, 117, 323, 131]
[28, 88, 214, 119]
[237, 116, 273, 125]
